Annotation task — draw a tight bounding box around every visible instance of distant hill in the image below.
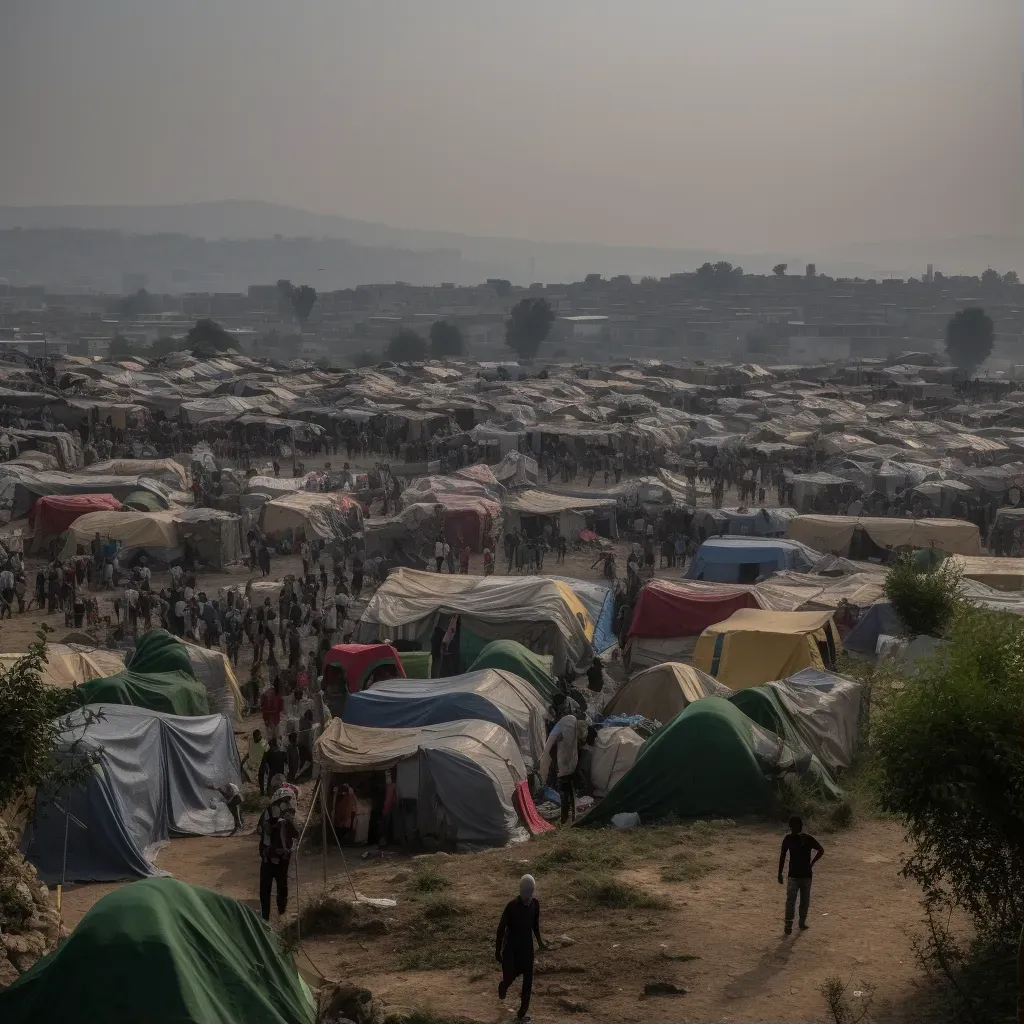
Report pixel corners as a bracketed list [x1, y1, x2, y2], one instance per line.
[0, 200, 1020, 286]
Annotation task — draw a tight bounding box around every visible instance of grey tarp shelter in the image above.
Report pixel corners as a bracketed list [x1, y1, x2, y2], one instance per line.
[23, 705, 242, 883]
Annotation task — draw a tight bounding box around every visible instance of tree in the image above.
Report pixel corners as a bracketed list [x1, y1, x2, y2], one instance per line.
[883, 554, 963, 637]
[150, 335, 186, 358]
[428, 320, 465, 358]
[186, 318, 238, 358]
[805, 263, 816, 278]
[505, 297, 555, 361]
[872, 607, 1024, 1016]
[772, 263, 788, 277]
[1003, 270, 1019, 287]
[945, 307, 994, 375]
[117, 288, 156, 318]
[385, 329, 427, 362]
[351, 349, 379, 368]
[108, 334, 137, 358]
[278, 280, 317, 327]
[980, 267, 1001, 290]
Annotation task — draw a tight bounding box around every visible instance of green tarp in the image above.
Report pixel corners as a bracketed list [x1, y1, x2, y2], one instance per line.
[76, 629, 210, 716]
[0, 877, 315, 1024]
[580, 697, 807, 825]
[467, 638, 559, 703]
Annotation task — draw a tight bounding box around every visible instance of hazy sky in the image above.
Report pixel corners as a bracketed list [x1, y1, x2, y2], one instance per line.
[1, 0, 1021, 252]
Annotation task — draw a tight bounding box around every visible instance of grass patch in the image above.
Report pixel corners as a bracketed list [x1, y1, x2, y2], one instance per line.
[570, 872, 668, 910]
[528, 825, 679, 875]
[279, 893, 388, 944]
[241, 789, 268, 814]
[685, 818, 734, 842]
[660, 850, 715, 884]
[420, 895, 468, 922]
[822, 799, 854, 833]
[410, 864, 451, 892]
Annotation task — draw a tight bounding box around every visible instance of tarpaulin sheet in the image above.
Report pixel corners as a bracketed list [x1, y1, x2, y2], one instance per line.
[583, 726, 644, 798]
[31, 493, 123, 538]
[315, 718, 525, 845]
[467, 639, 559, 703]
[787, 514, 981, 556]
[514, 779, 554, 834]
[83, 459, 189, 490]
[0, 877, 315, 1024]
[323, 643, 406, 690]
[343, 688, 513, 738]
[628, 578, 763, 638]
[368, 669, 548, 765]
[0, 643, 125, 689]
[550, 576, 617, 654]
[23, 705, 241, 883]
[603, 662, 730, 723]
[687, 537, 820, 583]
[693, 609, 840, 690]
[60, 510, 179, 561]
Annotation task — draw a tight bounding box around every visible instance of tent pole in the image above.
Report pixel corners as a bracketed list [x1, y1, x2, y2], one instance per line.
[320, 772, 328, 886]
[294, 777, 321, 943]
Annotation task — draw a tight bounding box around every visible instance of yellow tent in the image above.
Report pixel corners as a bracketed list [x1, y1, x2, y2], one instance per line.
[602, 662, 727, 723]
[0, 644, 126, 688]
[693, 609, 841, 690]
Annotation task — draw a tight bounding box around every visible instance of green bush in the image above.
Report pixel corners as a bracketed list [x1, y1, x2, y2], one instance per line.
[872, 606, 1024, 1013]
[883, 554, 963, 637]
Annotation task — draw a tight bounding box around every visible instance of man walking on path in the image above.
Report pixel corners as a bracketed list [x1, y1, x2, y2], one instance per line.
[778, 815, 824, 934]
[495, 874, 546, 1023]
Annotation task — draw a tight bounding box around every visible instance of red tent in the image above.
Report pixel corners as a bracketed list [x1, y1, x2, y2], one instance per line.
[30, 494, 123, 540]
[435, 495, 500, 553]
[322, 643, 406, 693]
[627, 579, 764, 639]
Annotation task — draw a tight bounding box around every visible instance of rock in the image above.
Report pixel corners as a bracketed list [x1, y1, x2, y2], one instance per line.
[557, 997, 588, 1012]
[642, 981, 688, 997]
[324, 982, 380, 1024]
[0, 954, 20, 987]
[549, 934, 575, 948]
[382, 1009, 416, 1024]
[2, 931, 47, 957]
[387, 870, 412, 884]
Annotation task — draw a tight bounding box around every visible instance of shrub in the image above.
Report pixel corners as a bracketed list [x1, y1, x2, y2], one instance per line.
[410, 863, 451, 892]
[570, 873, 668, 910]
[883, 554, 963, 637]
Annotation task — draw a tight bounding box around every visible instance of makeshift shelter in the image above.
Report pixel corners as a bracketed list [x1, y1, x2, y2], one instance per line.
[787, 514, 982, 558]
[693, 506, 799, 538]
[83, 458, 189, 491]
[315, 718, 526, 846]
[430, 494, 501, 552]
[75, 630, 210, 716]
[260, 491, 362, 541]
[840, 602, 902, 656]
[176, 638, 244, 720]
[728, 668, 862, 774]
[579, 697, 817, 824]
[60, 509, 178, 562]
[29, 493, 122, 550]
[366, 669, 548, 765]
[504, 488, 619, 540]
[0, 877, 315, 1024]
[694, 609, 841, 689]
[550, 576, 617, 653]
[359, 568, 595, 672]
[603, 662, 730, 724]
[466, 639, 559, 703]
[625, 578, 764, 668]
[172, 508, 245, 568]
[581, 726, 644, 798]
[1, 469, 170, 519]
[949, 555, 1024, 591]
[322, 642, 406, 694]
[0, 643, 125, 689]
[23, 705, 241, 883]
[343, 687, 515, 739]
[493, 450, 539, 488]
[363, 503, 444, 569]
[686, 536, 820, 584]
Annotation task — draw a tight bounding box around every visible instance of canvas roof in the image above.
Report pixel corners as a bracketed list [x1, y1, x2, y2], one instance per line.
[603, 662, 730, 724]
[788, 514, 981, 556]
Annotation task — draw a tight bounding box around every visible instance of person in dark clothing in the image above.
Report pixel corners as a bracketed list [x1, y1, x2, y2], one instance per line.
[285, 731, 302, 783]
[586, 656, 604, 693]
[778, 815, 824, 934]
[263, 739, 288, 786]
[495, 873, 546, 1022]
[256, 793, 297, 921]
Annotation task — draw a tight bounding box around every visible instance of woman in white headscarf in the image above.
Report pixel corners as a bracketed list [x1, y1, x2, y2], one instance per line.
[495, 874, 546, 1023]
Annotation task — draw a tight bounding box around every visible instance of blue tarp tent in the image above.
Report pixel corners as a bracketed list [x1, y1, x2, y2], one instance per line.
[342, 688, 513, 735]
[686, 536, 820, 584]
[843, 602, 901, 655]
[23, 705, 241, 883]
[551, 577, 617, 653]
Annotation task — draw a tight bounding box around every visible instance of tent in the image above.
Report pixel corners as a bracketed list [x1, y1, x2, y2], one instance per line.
[948, 555, 1024, 592]
[30, 493, 122, 549]
[0, 877, 315, 1024]
[693, 609, 841, 689]
[343, 687, 514, 738]
[359, 568, 595, 672]
[83, 458, 190, 491]
[603, 662, 730, 724]
[504, 488, 620, 540]
[493, 450, 539, 488]
[0, 643, 125, 689]
[728, 667, 862, 774]
[23, 705, 241, 883]
[430, 494, 501, 552]
[322, 642, 406, 692]
[550, 576, 617, 653]
[1, 469, 170, 519]
[625, 578, 763, 668]
[579, 697, 814, 824]
[843, 602, 901, 656]
[466, 639, 559, 703]
[366, 669, 548, 765]
[75, 630, 210, 716]
[581, 726, 644, 798]
[787, 514, 982, 558]
[315, 718, 526, 846]
[175, 638, 245, 720]
[686, 536, 821, 583]
[260, 491, 362, 541]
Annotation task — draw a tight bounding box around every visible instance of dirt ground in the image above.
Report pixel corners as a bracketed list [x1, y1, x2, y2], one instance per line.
[3, 462, 936, 1022]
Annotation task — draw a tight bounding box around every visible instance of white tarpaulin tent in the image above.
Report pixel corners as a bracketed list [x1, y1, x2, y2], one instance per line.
[315, 718, 525, 846]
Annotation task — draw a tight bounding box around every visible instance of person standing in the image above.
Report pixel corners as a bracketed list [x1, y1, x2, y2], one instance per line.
[434, 538, 445, 573]
[778, 815, 824, 934]
[540, 710, 584, 824]
[495, 874, 546, 1023]
[256, 788, 297, 922]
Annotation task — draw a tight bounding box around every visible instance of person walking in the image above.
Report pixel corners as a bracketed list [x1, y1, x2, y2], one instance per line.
[778, 815, 824, 934]
[495, 874, 546, 1023]
[256, 787, 297, 922]
[540, 709, 584, 824]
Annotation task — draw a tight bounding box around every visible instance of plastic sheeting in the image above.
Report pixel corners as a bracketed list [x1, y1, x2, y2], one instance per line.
[261, 491, 360, 541]
[628, 579, 763, 639]
[24, 705, 242, 883]
[581, 726, 644, 798]
[30, 493, 123, 543]
[0, 644, 125, 689]
[315, 718, 525, 846]
[686, 537, 820, 583]
[60, 510, 179, 561]
[343, 689, 513, 739]
[368, 669, 547, 766]
[788, 514, 982, 557]
[549, 576, 616, 653]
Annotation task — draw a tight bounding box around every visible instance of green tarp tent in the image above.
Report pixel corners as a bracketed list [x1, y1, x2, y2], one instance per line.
[76, 629, 210, 716]
[0, 877, 315, 1024]
[467, 639, 559, 703]
[579, 697, 812, 825]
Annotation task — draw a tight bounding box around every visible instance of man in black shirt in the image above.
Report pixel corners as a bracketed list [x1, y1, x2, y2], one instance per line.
[778, 815, 824, 935]
[495, 874, 546, 1022]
